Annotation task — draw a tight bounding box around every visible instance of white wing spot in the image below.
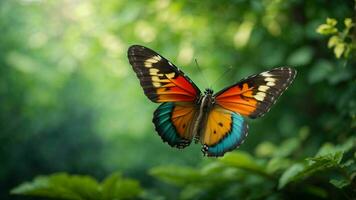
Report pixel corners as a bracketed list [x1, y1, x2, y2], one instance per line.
[265, 77, 276, 82]
[149, 68, 159, 75]
[144, 56, 161, 68]
[153, 82, 161, 87]
[144, 62, 152, 68]
[258, 85, 270, 92]
[152, 76, 160, 82]
[166, 72, 175, 79]
[254, 92, 266, 101]
[267, 81, 276, 86]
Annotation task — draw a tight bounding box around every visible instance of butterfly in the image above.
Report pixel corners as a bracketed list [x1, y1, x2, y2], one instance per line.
[127, 45, 296, 157]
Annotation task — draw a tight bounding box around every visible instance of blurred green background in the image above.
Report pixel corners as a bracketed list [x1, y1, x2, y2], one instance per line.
[1, 0, 355, 199]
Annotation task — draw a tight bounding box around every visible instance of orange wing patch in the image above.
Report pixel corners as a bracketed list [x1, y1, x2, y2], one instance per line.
[153, 102, 197, 148]
[171, 103, 197, 139]
[201, 106, 233, 146]
[215, 83, 258, 116]
[215, 67, 296, 118]
[155, 76, 199, 102]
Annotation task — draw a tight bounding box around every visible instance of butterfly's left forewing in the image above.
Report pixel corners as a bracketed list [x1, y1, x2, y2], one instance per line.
[128, 45, 201, 103]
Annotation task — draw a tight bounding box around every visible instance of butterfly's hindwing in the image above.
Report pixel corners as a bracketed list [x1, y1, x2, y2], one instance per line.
[153, 102, 197, 148]
[215, 67, 296, 118]
[128, 45, 200, 103]
[201, 106, 248, 157]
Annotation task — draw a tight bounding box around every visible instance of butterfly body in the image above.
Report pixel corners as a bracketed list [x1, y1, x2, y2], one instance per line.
[193, 89, 215, 141]
[128, 45, 296, 157]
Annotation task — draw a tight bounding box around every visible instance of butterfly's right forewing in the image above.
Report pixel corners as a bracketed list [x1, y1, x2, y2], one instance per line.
[214, 67, 296, 118]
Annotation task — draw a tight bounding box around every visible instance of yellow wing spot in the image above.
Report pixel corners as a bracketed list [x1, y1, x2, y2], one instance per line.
[258, 85, 270, 92]
[152, 76, 170, 83]
[146, 56, 161, 63]
[153, 82, 161, 87]
[254, 92, 266, 101]
[152, 76, 160, 82]
[265, 77, 276, 82]
[267, 81, 276, 86]
[144, 62, 153, 68]
[166, 72, 175, 79]
[144, 55, 161, 68]
[149, 68, 160, 75]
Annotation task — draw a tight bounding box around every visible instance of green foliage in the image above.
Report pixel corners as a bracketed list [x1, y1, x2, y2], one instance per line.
[316, 17, 356, 58]
[11, 172, 143, 200]
[150, 136, 355, 199]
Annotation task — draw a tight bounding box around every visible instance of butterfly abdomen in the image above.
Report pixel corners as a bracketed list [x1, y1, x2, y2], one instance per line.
[192, 90, 215, 143]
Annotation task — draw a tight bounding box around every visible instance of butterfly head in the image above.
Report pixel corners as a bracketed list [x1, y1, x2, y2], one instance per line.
[204, 88, 214, 95]
[200, 88, 215, 110]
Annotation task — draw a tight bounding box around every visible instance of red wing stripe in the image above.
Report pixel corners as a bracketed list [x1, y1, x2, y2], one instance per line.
[157, 95, 195, 102]
[168, 76, 197, 96]
[159, 91, 197, 95]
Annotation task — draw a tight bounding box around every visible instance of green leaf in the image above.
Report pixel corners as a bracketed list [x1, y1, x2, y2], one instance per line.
[11, 172, 143, 200]
[200, 162, 225, 175]
[316, 24, 337, 35]
[149, 165, 202, 186]
[316, 137, 355, 157]
[278, 163, 305, 189]
[330, 178, 351, 189]
[328, 35, 340, 48]
[340, 159, 355, 168]
[316, 143, 337, 157]
[219, 151, 268, 176]
[273, 137, 300, 158]
[344, 18, 354, 29]
[11, 173, 100, 200]
[101, 172, 143, 200]
[326, 18, 337, 26]
[334, 43, 345, 58]
[266, 157, 292, 174]
[255, 141, 277, 158]
[278, 152, 344, 189]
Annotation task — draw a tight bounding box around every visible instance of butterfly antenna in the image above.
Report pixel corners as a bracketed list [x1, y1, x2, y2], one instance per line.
[210, 66, 233, 89]
[194, 58, 209, 88]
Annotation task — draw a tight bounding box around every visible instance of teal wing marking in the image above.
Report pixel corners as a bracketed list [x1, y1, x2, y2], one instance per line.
[152, 103, 191, 148]
[203, 112, 249, 157]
